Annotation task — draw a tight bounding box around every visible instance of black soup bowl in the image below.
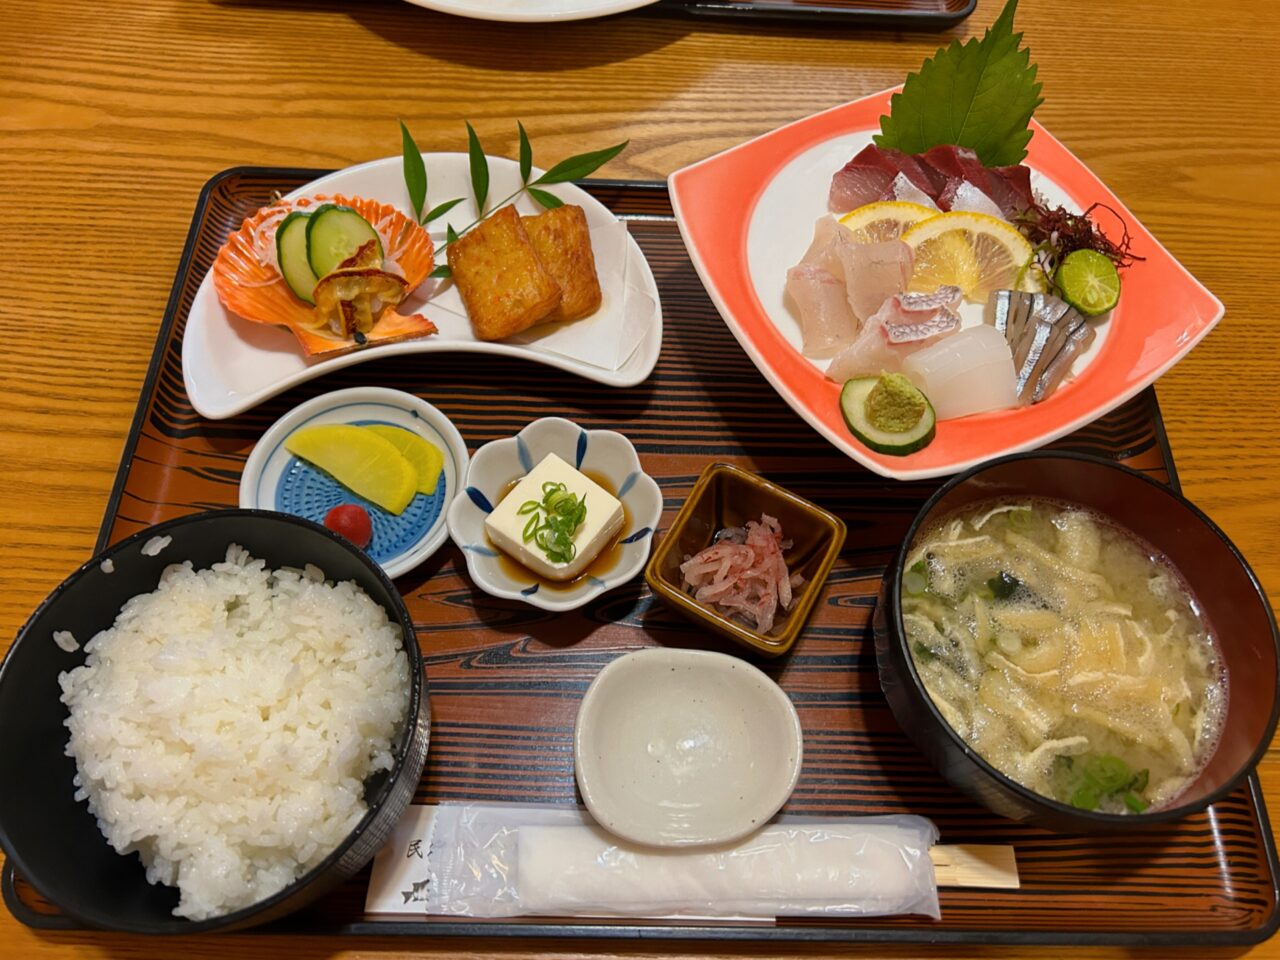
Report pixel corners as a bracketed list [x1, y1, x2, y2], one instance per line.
[0, 509, 429, 933]
[873, 453, 1280, 832]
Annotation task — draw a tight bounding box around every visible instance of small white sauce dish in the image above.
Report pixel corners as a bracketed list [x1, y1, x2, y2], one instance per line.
[240, 387, 468, 579]
[574, 647, 804, 847]
[446, 417, 662, 612]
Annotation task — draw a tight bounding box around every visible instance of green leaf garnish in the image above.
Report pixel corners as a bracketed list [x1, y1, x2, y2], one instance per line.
[394, 121, 628, 268]
[874, 0, 1043, 167]
[534, 140, 629, 185]
[518, 121, 533, 185]
[527, 187, 564, 210]
[465, 121, 489, 214]
[429, 264, 452, 279]
[424, 197, 465, 224]
[517, 481, 587, 564]
[400, 120, 428, 224]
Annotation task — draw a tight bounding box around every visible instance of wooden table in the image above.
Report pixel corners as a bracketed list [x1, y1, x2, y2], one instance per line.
[2, 0, 1277, 956]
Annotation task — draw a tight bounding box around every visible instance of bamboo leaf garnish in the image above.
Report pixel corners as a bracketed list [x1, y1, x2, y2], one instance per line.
[396, 121, 628, 268]
[429, 264, 452, 279]
[465, 122, 489, 215]
[424, 197, 465, 223]
[527, 187, 564, 210]
[533, 140, 628, 185]
[518, 121, 533, 185]
[399, 120, 428, 224]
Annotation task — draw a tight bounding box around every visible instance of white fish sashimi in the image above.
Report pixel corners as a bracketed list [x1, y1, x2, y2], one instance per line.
[902, 325, 1018, 420]
[786, 263, 859, 359]
[839, 239, 914, 322]
[799, 215, 847, 276]
[825, 296, 934, 382]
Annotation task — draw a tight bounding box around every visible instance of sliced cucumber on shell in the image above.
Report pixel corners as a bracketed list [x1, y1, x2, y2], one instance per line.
[275, 211, 320, 304]
[305, 203, 383, 278]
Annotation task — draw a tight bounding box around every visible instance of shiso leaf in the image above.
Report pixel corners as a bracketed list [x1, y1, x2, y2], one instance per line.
[534, 140, 629, 185]
[518, 121, 533, 185]
[465, 121, 489, 214]
[527, 187, 564, 210]
[399, 120, 428, 223]
[874, 0, 1043, 167]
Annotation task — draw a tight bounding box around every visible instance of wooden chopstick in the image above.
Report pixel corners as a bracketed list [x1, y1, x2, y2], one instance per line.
[930, 845, 1020, 889]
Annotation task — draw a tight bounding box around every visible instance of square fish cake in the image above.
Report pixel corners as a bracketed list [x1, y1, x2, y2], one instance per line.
[448, 204, 562, 341]
[522, 204, 602, 323]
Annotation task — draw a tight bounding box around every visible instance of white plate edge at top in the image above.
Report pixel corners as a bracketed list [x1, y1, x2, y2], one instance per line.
[400, 0, 659, 21]
[182, 154, 663, 420]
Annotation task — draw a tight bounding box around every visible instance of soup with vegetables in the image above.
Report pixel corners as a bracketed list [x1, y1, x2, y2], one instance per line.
[901, 499, 1226, 815]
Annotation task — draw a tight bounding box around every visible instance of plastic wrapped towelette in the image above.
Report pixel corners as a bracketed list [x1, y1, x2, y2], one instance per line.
[386, 802, 939, 920]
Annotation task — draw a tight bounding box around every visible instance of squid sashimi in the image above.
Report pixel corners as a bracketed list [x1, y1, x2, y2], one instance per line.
[902, 324, 1018, 419]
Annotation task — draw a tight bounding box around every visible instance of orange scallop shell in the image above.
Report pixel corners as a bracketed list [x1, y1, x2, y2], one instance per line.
[211, 194, 437, 357]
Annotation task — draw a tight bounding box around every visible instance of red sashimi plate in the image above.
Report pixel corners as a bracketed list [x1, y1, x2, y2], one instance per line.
[668, 90, 1223, 481]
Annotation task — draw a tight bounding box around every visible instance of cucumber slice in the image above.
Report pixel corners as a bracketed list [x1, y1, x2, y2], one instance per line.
[305, 204, 383, 278]
[275, 211, 319, 304]
[840, 376, 936, 456]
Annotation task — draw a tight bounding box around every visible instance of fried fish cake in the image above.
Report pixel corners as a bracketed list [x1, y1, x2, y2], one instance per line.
[521, 204, 602, 323]
[447, 204, 562, 341]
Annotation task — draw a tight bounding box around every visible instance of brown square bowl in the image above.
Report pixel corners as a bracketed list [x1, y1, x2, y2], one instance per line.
[645, 462, 846, 657]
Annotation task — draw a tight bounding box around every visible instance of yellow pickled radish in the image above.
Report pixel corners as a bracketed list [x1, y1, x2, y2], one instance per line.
[285, 424, 418, 515]
[364, 424, 444, 495]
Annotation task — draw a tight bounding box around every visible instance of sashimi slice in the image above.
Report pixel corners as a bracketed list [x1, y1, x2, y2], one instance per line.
[942, 180, 1006, 220]
[839, 239, 913, 321]
[903, 325, 1018, 420]
[887, 172, 940, 210]
[799, 215, 848, 276]
[786, 263, 860, 358]
[825, 293, 941, 382]
[829, 147, 897, 212]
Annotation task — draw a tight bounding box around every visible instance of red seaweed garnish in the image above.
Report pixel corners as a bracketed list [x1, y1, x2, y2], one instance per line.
[1016, 201, 1144, 273]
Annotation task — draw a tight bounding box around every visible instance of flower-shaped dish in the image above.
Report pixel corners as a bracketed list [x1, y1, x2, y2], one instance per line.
[668, 90, 1223, 480]
[645, 462, 845, 657]
[240, 387, 468, 579]
[446, 417, 662, 612]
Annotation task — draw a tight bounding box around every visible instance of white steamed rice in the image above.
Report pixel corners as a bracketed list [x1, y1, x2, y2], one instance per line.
[58, 544, 410, 921]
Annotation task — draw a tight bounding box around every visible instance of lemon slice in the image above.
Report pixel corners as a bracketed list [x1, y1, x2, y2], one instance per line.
[838, 201, 939, 244]
[285, 424, 418, 515]
[900, 211, 1042, 302]
[365, 424, 444, 495]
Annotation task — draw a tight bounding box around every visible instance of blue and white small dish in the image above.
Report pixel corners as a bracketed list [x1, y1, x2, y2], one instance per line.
[239, 387, 468, 579]
[446, 417, 662, 612]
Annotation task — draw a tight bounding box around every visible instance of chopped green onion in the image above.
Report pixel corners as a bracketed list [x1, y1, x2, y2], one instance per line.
[1123, 791, 1148, 813]
[903, 570, 928, 595]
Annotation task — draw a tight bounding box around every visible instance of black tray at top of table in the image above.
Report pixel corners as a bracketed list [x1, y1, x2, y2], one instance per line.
[3, 169, 1277, 947]
[659, 0, 975, 28]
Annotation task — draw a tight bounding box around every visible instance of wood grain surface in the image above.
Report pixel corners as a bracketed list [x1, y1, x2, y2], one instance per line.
[1, 0, 1277, 957]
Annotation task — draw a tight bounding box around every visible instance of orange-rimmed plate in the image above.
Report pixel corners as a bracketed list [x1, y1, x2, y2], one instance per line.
[668, 90, 1223, 481]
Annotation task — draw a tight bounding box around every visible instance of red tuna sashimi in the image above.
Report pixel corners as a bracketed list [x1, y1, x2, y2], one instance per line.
[829, 145, 936, 212]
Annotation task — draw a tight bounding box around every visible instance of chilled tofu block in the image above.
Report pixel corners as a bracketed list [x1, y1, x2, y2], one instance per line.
[484, 453, 624, 582]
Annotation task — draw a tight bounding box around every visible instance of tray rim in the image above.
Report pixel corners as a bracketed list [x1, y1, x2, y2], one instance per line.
[659, 0, 976, 28]
[4, 165, 1278, 947]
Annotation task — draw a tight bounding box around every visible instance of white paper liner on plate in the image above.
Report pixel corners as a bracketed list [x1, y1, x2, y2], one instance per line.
[419, 219, 652, 372]
[365, 802, 940, 920]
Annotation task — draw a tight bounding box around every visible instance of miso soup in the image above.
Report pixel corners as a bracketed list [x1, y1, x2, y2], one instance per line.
[901, 498, 1226, 814]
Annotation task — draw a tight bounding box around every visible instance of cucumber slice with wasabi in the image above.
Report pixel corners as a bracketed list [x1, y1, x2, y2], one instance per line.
[840, 374, 936, 456]
[275, 211, 320, 304]
[305, 204, 383, 278]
